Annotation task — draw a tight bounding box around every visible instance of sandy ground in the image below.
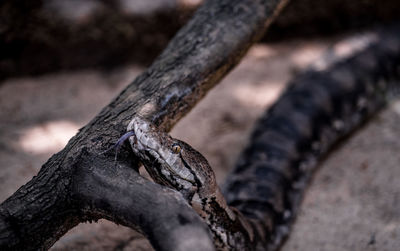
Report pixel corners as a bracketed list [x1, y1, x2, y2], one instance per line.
[1, 37, 399, 250]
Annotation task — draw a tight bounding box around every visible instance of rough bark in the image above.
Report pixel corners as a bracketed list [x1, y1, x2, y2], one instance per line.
[0, 0, 288, 250]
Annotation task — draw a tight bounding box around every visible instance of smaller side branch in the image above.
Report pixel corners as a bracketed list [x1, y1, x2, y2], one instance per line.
[72, 153, 215, 251]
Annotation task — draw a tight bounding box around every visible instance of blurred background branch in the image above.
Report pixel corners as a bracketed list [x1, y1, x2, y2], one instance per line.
[1, 0, 400, 80]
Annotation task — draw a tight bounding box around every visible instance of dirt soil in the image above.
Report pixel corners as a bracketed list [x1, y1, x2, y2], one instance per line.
[1, 36, 399, 250]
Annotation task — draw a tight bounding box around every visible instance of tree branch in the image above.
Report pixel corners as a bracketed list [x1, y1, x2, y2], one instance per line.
[0, 0, 289, 250]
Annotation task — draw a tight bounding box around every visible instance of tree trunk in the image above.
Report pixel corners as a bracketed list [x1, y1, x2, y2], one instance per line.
[0, 0, 288, 250]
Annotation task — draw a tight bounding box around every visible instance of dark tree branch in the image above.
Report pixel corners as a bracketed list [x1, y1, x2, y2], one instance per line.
[0, 0, 289, 250]
[72, 154, 214, 251]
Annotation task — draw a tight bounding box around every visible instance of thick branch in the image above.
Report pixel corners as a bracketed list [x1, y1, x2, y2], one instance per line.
[0, 0, 289, 250]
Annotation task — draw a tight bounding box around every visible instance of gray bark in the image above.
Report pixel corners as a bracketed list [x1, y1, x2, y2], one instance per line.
[0, 0, 288, 250]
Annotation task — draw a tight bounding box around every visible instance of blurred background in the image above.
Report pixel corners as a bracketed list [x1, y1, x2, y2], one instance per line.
[1, 0, 400, 250]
